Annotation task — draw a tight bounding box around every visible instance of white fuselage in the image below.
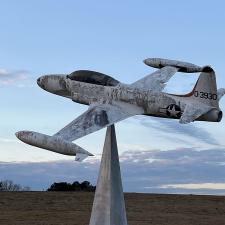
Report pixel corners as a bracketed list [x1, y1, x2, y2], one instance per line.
[37, 75, 221, 122]
[67, 80, 184, 119]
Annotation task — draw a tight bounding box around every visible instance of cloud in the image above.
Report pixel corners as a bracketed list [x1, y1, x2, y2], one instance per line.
[159, 183, 225, 190]
[1, 148, 225, 194]
[136, 116, 219, 146]
[0, 68, 30, 87]
[120, 148, 225, 194]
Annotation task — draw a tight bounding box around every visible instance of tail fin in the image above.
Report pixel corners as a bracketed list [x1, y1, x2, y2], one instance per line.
[190, 66, 219, 108]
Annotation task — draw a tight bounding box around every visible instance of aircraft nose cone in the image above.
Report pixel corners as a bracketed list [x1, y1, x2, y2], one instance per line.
[37, 75, 49, 89]
[36, 74, 68, 95]
[15, 131, 25, 139]
[37, 77, 41, 84]
[143, 59, 148, 64]
[37, 77, 43, 88]
[15, 130, 32, 140]
[15, 131, 24, 141]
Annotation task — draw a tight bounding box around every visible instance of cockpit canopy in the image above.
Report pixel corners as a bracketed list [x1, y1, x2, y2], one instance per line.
[67, 70, 120, 87]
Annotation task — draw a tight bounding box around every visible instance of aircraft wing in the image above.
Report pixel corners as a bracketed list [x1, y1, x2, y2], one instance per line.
[218, 88, 225, 101]
[130, 66, 178, 92]
[54, 102, 143, 142]
[179, 103, 211, 124]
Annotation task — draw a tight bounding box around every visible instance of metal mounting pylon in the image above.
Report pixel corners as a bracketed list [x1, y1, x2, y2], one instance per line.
[89, 124, 128, 225]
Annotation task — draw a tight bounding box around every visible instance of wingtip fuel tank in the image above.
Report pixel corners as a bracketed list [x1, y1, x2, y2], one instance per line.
[144, 58, 203, 73]
[15, 131, 93, 158]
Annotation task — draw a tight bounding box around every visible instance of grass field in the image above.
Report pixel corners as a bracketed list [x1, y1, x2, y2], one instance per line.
[0, 192, 225, 225]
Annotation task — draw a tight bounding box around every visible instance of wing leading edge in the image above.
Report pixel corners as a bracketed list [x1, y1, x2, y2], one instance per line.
[54, 102, 143, 142]
[130, 66, 178, 92]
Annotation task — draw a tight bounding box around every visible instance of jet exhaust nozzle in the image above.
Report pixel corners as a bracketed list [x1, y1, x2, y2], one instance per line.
[200, 108, 223, 122]
[144, 58, 203, 73]
[15, 131, 93, 157]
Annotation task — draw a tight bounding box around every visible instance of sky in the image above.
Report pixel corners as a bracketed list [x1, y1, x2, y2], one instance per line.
[1, 0, 225, 193]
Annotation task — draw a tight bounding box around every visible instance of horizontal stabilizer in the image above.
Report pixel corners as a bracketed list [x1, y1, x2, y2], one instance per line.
[75, 153, 89, 162]
[179, 103, 211, 124]
[218, 88, 225, 101]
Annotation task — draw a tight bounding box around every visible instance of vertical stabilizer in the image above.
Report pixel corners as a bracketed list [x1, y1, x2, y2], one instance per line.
[190, 66, 219, 108]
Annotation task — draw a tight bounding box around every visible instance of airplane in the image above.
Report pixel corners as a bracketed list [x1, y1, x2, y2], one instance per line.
[16, 58, 225, 161]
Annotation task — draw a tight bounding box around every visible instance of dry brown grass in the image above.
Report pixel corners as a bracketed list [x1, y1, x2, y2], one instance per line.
[0, 192, 225, 225]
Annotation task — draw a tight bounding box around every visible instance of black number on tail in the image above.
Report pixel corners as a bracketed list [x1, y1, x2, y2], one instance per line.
[194, 91, 217, 100]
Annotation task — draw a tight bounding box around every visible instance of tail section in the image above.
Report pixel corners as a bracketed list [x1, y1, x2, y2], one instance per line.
[190, 66, 219, 108]
[179, 66, 222, 123]
[217, 88, 225, 101]
[170, 66, 223, 123]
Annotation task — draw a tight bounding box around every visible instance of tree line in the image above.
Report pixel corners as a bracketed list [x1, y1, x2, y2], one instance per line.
[0, 180, 95, 192]
[47, 181, 96, 192]
[0, 180, 31, 191]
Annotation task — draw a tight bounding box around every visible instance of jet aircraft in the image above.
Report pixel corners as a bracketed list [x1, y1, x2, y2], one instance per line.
[16, 58, 225, 161]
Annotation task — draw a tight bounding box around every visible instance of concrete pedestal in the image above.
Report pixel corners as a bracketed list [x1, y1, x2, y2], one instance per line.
[89, 124, 128, 225]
